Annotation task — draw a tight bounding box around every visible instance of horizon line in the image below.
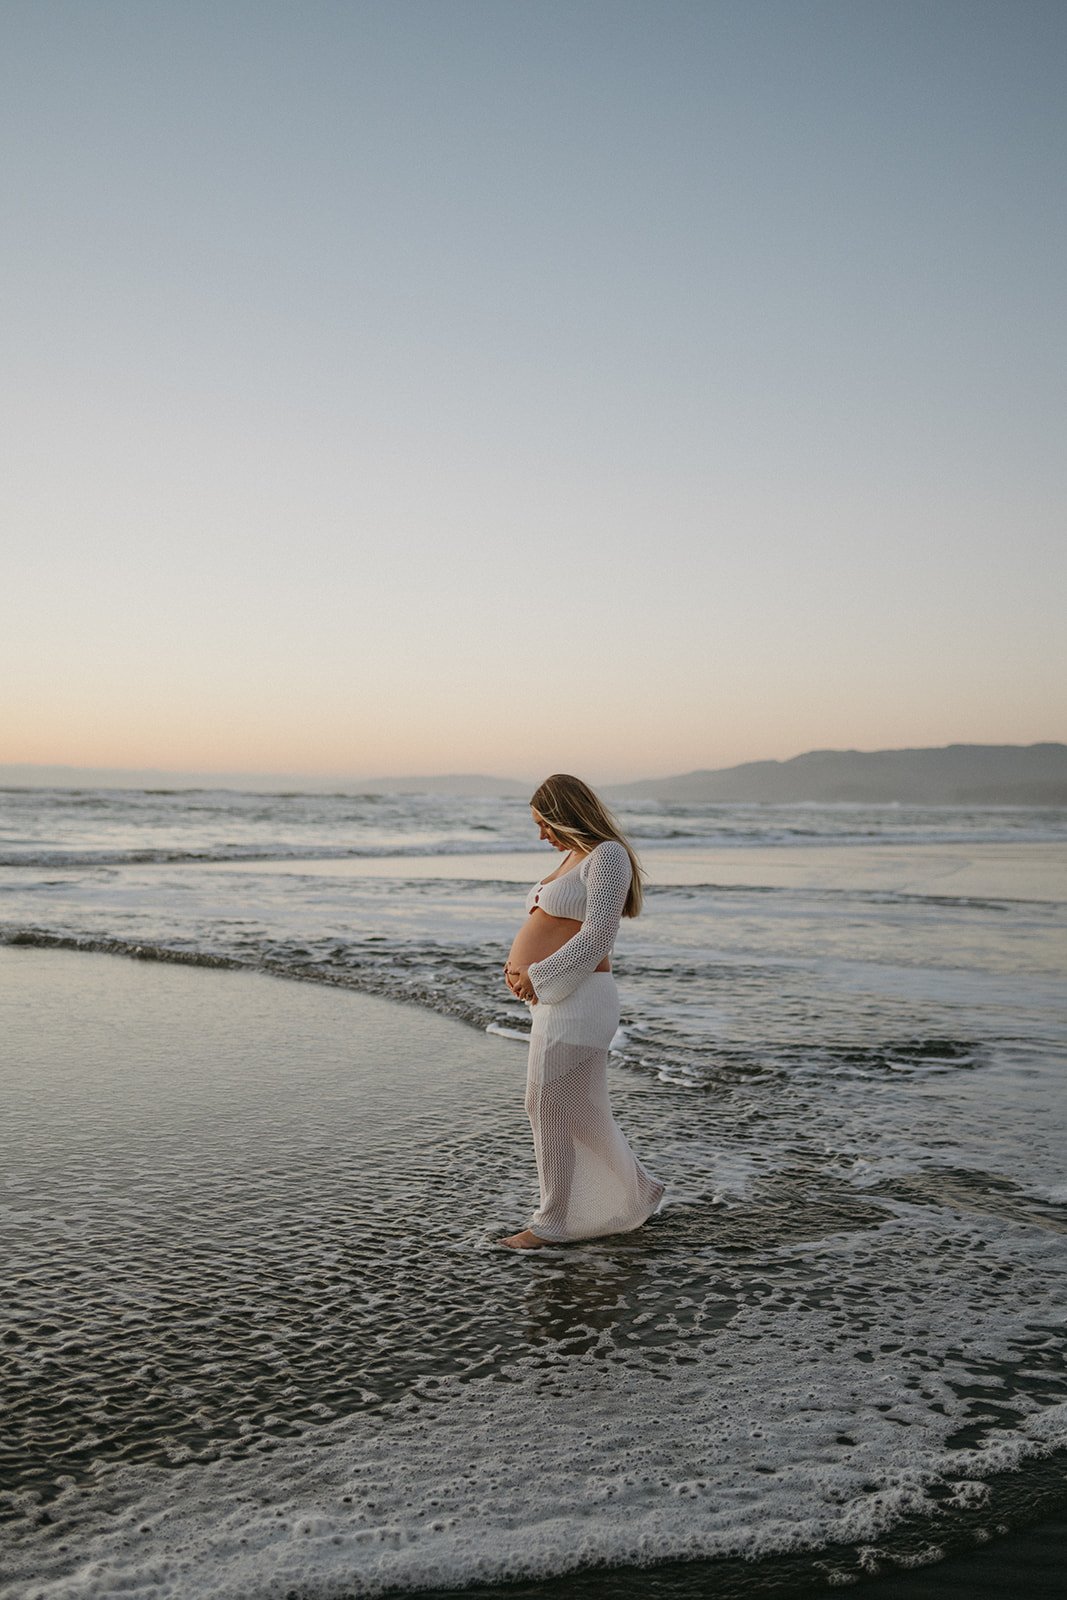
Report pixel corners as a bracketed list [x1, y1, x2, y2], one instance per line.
[2, 739, 1064, 794]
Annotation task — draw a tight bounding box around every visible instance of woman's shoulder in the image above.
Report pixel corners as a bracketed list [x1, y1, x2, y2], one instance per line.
[580, 838, 629, 872]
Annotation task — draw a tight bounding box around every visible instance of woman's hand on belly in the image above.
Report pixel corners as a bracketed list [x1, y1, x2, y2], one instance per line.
[503, 961, 537, 1003]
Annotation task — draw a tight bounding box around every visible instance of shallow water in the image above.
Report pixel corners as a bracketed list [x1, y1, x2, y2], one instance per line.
[2, 790, 1066, 1596]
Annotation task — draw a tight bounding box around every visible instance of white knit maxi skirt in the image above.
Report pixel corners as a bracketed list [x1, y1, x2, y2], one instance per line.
[524, 972, 665, 1242]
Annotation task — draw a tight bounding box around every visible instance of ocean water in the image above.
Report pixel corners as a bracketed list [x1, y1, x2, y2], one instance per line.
[2, 787, 1066, 1597]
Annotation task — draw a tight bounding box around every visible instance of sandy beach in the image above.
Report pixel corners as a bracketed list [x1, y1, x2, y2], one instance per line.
[3, 942, 1065, 1599]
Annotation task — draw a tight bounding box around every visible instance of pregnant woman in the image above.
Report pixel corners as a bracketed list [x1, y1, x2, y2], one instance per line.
[501, 774, 666, 1249]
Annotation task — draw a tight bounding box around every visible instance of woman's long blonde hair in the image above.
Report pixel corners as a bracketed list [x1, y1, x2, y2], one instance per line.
[529, 773, 644, 918]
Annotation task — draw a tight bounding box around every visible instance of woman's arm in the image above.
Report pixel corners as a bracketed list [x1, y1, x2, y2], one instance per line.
[526, 840, 630, 1005]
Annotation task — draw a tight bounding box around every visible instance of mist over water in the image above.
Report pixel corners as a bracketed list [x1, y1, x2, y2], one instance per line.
[2, 788, 1066, 1596]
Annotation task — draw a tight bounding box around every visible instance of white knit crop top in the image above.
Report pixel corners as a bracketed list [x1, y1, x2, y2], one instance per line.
[525, 839, 631, 1006]
[524, 859, 589, 920]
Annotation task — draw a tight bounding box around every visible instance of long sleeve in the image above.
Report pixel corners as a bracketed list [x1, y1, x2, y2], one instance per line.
[527, 840, 630, 1005]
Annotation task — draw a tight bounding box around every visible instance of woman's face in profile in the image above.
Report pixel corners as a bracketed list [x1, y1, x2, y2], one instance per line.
[531, 808, 566, 849]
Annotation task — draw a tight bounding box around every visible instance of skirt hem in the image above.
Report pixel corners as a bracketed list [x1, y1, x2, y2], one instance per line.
[527, 1180, 667, 1244]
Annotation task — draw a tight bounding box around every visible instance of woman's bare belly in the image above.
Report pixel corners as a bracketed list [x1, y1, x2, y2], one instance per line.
[508, 908, 610, 976]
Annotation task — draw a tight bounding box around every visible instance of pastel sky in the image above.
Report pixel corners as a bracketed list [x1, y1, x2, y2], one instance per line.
[2, 0, 1064, 783]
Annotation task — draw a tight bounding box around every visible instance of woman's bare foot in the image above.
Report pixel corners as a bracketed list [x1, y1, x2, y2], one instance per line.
[499, 1228, 549, 1249]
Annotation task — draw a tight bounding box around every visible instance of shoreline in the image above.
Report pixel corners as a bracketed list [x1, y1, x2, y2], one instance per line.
[5, 833, 1065, 1044]
[0, 924, 517, 1039]
[378, 1502, 1067, 1598]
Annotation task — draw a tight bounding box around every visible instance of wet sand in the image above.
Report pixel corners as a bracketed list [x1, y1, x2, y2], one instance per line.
[2, 944, 1064, 1600]
[827, 1513, 1067, 1597]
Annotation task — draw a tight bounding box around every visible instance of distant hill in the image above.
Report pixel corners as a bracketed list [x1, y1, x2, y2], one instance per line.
[0, 764, 347, 793]
[0, 763, 529, 797]
[3, 745, 1065, 803]
[610, 743, 1067, 806]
